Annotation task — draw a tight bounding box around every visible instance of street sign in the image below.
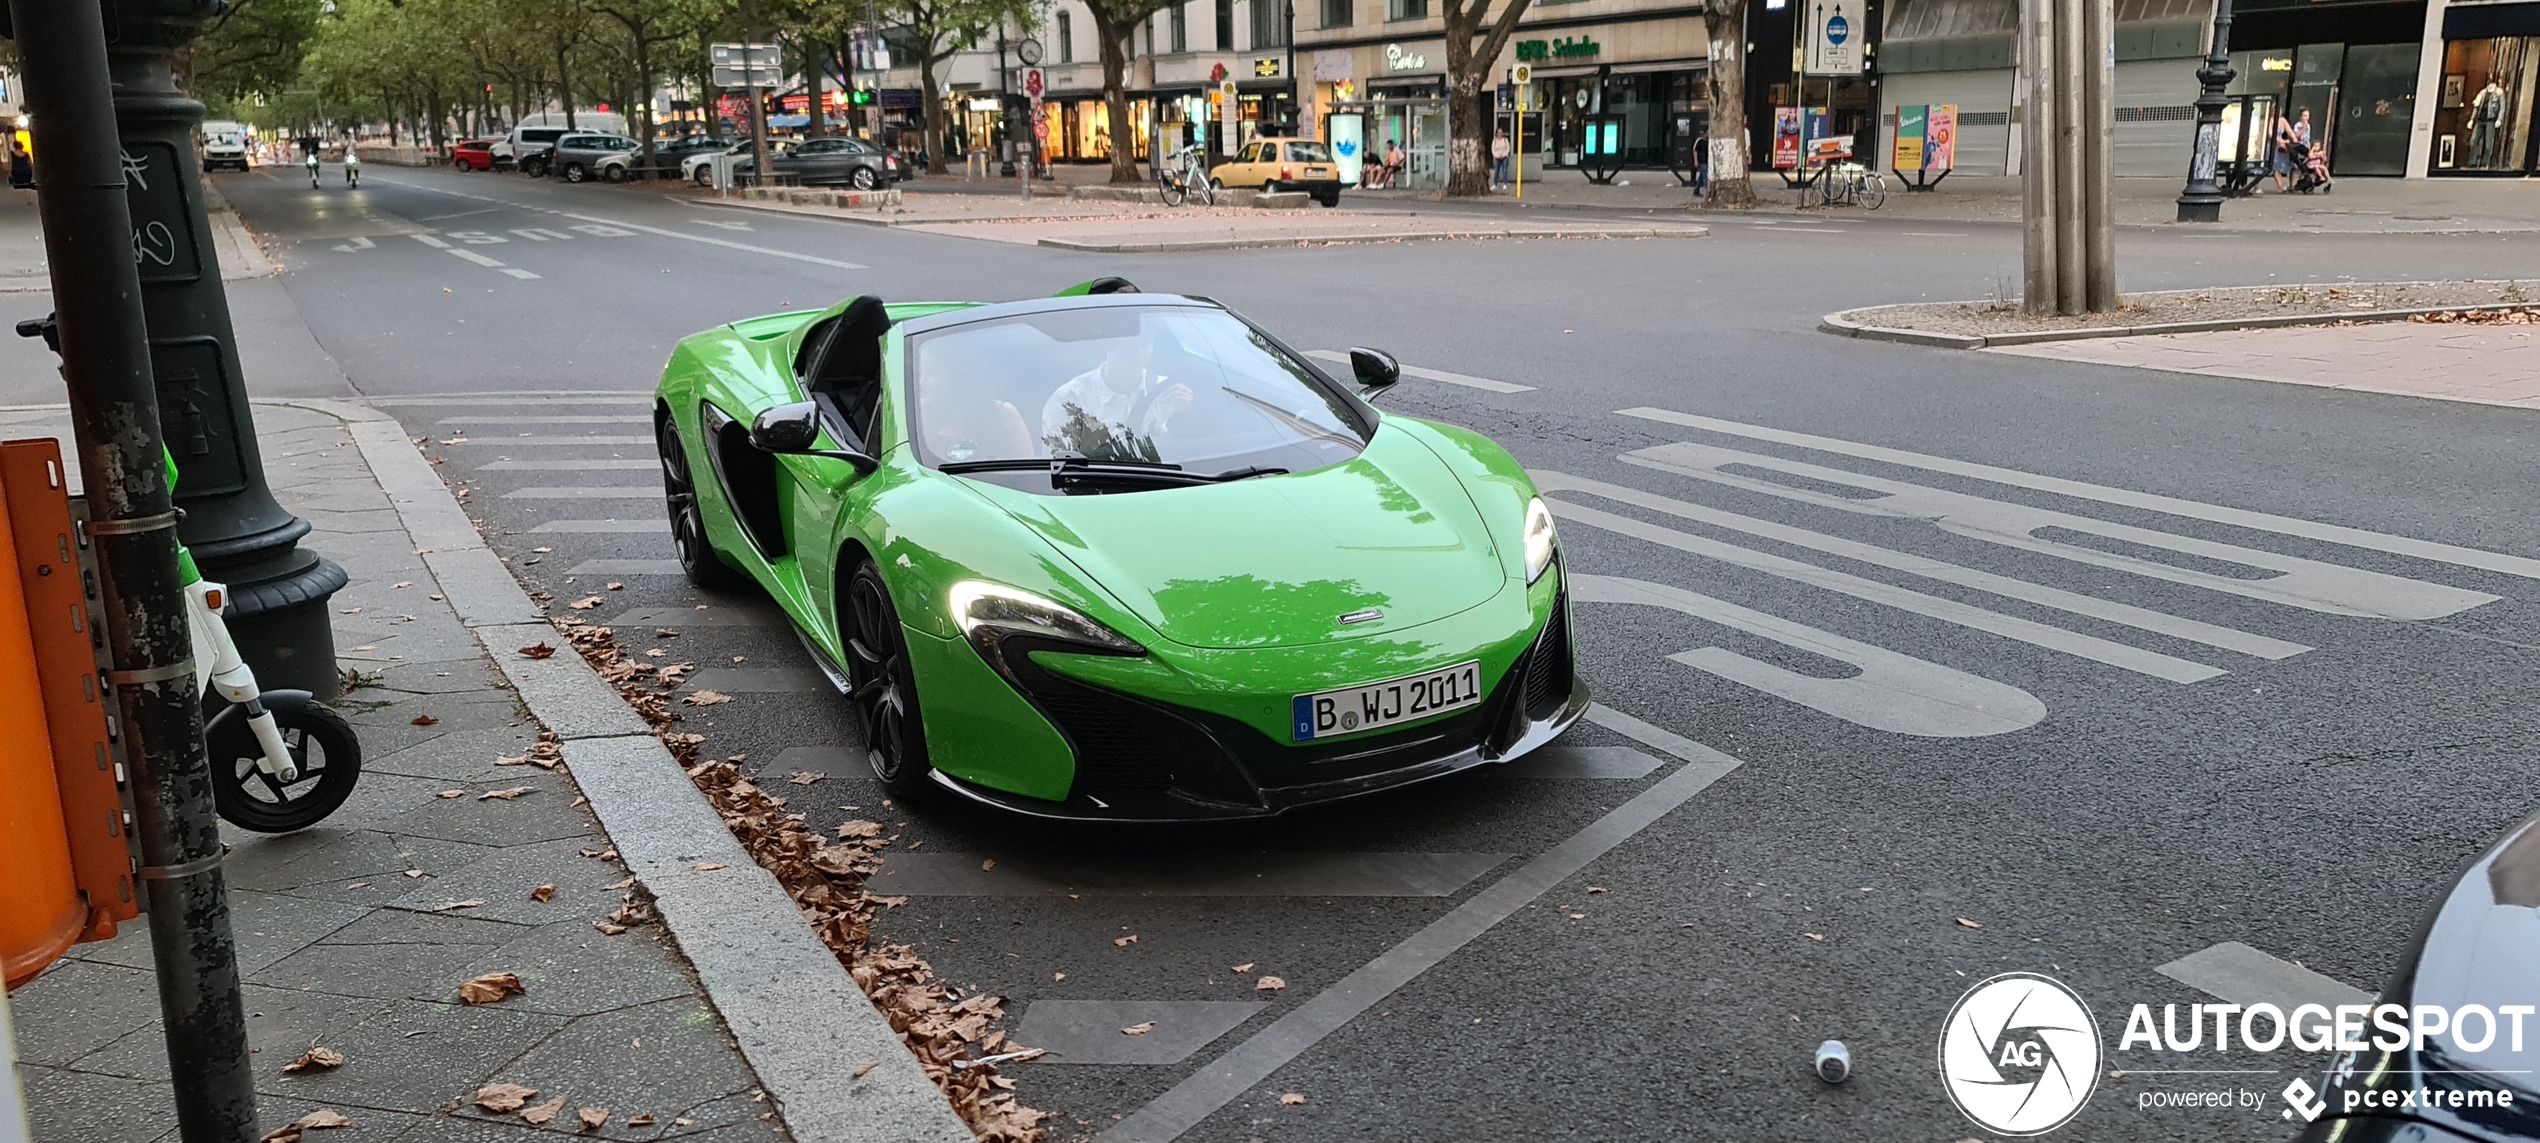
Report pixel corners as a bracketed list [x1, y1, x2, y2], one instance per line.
[1512, 63, 1532, 86]
[1023, 68, 1045, 98]
[1804, 2, 1865, 75]
[711, 42, 783, 89]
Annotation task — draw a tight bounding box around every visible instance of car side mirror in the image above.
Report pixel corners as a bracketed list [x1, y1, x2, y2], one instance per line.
[1348, 347, 1401, 395]
[749, 401, 878, 472]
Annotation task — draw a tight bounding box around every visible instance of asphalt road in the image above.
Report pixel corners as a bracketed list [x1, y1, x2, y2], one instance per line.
[173, 164, 2540, 1142]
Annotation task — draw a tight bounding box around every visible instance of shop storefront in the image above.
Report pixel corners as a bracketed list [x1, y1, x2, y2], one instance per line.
[1531, 68, 1708, 169]
[2228, 0, 2424, 176]
[2429, 1, 2540, 173]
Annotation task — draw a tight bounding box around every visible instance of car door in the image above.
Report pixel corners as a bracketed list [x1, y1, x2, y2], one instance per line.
[1220, 142, 1266, 187]
[784, 297, 894, 659]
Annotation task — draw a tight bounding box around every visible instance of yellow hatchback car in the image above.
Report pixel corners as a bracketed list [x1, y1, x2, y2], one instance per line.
[1212, 138, 1342, 206]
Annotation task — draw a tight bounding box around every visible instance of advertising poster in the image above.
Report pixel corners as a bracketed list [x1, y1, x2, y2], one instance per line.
[1801, 107, 1831, 168]
[1772, 106, 1803, 169]
[1329, 111, 1365, 186]
[1926, 103, 1958, 171]
[1892, 104, 1928, 171]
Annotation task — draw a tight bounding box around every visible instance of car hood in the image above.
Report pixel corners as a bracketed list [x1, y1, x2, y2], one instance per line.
[971, 426, 1508, 650]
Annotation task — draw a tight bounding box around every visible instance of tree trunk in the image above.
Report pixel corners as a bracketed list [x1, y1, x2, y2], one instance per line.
[806, 43, 827, 138]
[633, 33, 657, 172]
[1701, 0, 1756, 208]
[920, 51, 948, 173]
[558, 44, 578, 128]
[429, 88, 447, 154]
[1445, 64, 1487, 196]
[1097, 19, 1139, 183]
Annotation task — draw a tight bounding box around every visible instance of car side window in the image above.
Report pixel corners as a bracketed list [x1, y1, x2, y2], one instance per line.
[805, 297, 892, 451]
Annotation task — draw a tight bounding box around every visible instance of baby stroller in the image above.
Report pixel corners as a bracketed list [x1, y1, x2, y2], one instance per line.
[2289, 140, 2333, 194]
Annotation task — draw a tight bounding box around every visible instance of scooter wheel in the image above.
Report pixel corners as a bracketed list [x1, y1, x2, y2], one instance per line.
[210, 697, 363, 833]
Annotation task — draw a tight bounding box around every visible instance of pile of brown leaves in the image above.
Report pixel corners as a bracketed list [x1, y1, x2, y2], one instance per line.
[547, 615, 1048, 1143]
[2411, 307, 2540, 325]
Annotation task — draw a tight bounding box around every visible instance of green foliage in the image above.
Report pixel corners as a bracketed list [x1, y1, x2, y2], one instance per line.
[190, 0, 328, 104]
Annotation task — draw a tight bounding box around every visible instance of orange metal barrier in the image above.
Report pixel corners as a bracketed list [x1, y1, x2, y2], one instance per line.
[0, 439, 133, 989]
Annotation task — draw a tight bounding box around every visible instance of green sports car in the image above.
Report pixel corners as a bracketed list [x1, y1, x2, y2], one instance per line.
[652, 279, 1584, 820]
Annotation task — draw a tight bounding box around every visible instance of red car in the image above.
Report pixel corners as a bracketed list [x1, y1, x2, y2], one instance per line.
[450, 138, 499, 171]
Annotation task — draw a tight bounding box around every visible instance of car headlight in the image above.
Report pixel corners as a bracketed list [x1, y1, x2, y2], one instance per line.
[1523, 497, 1558, 584]
[948, 580, 1145, 657]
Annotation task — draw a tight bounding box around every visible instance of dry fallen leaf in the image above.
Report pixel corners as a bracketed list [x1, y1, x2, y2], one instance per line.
[694, 862, 725, 871]
[606, 581, 625, 591]
[1121, 1022, 1155, 1036]
[457, 972, 525, 1005]
[473, 1083, 538, 1112]
[1230, 963, 1255, 974]
[1956, 917, 1985, 930]
[787, 771, 825, 785]
[433, 899, 486, 912]
[518, 642, 557, 659]
[577, 1107, 609, 1129]
[520, 1095, 568, 1125]
[261, 1108, 354, 1141]
[480, 787, 533, 801]
[593, 920, 628, 936]
[1279, 1093, 1306, 1106]
[411, 715, 439, 726]
[837, 820, 883, 839]
[530, 884, 557, 903]
[392, 581, 412, 589]
[1255, 975, 1286, 992]
[1052, 973, 1066, 982]
[684, 690, 733, 706]
[1113, 935, 1138, 947]
[980, 859, 996, 872]
[852, 1062, 881, 1079]
[1585, 886, 1608, 894]
[569, 595, 604, 610]
[1804, 933, 1826, 942]
[281, 1046, 344, 1074]
[625, 1115, 656, 1127]
[605, 876, 636, 890]
[437, 789, 465, 799]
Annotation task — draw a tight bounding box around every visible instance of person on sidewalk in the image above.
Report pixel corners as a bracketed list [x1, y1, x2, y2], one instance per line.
[8, 139, 31, 204]
[2270, 109, 2298, 193]
[1491, 129, 1511, 189]
[1692, 131, 1710, 196]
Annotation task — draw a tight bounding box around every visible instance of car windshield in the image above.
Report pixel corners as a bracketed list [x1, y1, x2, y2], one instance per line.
[907, 305, 1369, 480]
[1284, 142, 1332, 162]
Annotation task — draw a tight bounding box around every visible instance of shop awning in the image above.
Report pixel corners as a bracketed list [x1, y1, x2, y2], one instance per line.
[1520, 58, 1707, 79]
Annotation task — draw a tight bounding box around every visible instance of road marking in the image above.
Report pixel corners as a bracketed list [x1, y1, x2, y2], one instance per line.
[683, 666, 833, 691]
[370, 177, 868, 270]
[1538, 468, 2312, 660]
[1619, 439, 2498, 620]
[868, 848, 1511, 898]
[1616, 406, 2540, 582]
[569, 223, 635, 237]
[1553, 501, 2227, 683]
[410, 234, 450, 248]
[444, 230, 508, 244]
[446, 249, 506, 267]
[372, 392, 649, 406]
[1901, 231, 1972, 237]
[565, 558, 686, 575]
[1018, 1001, 1266, 1067]
[512, 227, 574, 241]
[1513, 745, 1663, 779]
[452, 436, 654, 446]
[2156, 941, 2371, 1011]
[531, 519, 669, 533]
[436, 416, 649, 425]
[500, 486, 658, 498]
[500, 268, 541, 279]
[417, 207, 498, 222]
[611, 606, 782, 627]
[692, 219, 755, 230]
[1304, 350, 1535, 393]
[1574, 574, 2047, 737]
[1099, 704, 1740, 1143]
[480, 459, 655, 470]
[330, 236, 375, 252]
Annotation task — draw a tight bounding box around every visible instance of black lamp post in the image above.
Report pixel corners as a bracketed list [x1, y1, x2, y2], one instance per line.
[2176, 0, 2237, 222]
[110, 0, 348, 696]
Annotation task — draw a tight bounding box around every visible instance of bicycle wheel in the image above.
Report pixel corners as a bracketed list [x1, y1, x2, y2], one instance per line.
[1193, 174, 1215, 206]
[1859, 173, 1887, 210]
[1159, 171, 1187, 207]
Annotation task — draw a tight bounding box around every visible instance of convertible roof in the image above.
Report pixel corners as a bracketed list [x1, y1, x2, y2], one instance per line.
[894, 292, 1220, 337]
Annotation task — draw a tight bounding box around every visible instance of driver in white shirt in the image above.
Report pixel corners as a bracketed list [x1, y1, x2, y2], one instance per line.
[1039, 339, 1194, 456]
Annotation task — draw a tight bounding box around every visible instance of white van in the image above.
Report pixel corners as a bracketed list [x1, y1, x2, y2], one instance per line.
[492, 112, 631, 171]
[200, 120, 251, 171]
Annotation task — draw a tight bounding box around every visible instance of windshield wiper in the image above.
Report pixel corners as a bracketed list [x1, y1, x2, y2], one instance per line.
[1207, 465, 1287, 482]
[937, 455, 1286, 487]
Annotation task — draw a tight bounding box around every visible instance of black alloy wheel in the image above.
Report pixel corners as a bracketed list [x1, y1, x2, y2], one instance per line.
[656, 413, 747, 590]
[209, 702, 362, 833]
[850, 165, 880, 190]
[844, 559, 932, 796]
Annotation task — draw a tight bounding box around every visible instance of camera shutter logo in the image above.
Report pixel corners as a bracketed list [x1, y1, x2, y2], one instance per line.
[1937, 972, 2103, 1136]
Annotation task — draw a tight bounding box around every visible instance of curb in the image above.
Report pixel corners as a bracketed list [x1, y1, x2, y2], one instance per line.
[278, 397, 977, 1143]
[1037, 225, 1709, 253]
[1822, 298, 2540, 350]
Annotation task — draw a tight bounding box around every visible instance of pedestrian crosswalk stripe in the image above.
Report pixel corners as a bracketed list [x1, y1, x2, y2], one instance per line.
[435, 416, 649, 425]
[1538, 469, 2311, 660]
[1617, 405, 2540, 582]
[1552, 500, 2227, 683]
[450, 436, 654, 446]
[1620, 439, 2498, 621]
[564, 558, 685, 574]
[1574, 574, 2047, 737]
[375, 396, 650, 406]
[2155, 941, 2370, 1012]
[1304, 350, 1536, 393]
[501, 486, 656, 499]
[530, 519, 669, 533]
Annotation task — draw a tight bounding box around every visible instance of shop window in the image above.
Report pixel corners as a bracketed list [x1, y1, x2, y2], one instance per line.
[1251, 0, 1288, 47]
[1059, 11, 1074, 61]
[1173, 2, 1189, 52]
[1320, 0, 1351, 29]
[1217, 0, 1234, 51]
[2435, 37, 2536, 173]
[1388, 0, 1426, 19]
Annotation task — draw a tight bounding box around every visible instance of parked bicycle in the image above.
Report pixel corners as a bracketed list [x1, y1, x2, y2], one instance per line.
[1816, 161, 1887, 210]
[1157, 145, 1215, 207]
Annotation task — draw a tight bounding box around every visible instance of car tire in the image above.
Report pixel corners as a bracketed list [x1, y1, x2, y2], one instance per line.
[693, 165, 715, 187]
[563, 163, 587, 183]
[603, 163, 628, 183]
[1264, 180, 1283, 194]
[843, 559, 933, 797]
[656, 414, 751, 592]
[1317, 191, 1339, 208]
[851, 166, 879, 190]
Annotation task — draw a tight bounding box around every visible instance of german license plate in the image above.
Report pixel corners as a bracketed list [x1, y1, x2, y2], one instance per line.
[1291, 661, 1483, 742]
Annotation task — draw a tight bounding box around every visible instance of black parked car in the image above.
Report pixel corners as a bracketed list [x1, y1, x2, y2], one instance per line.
[770, 136, 903, 189]
[2297, 810, 2540, 1142]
